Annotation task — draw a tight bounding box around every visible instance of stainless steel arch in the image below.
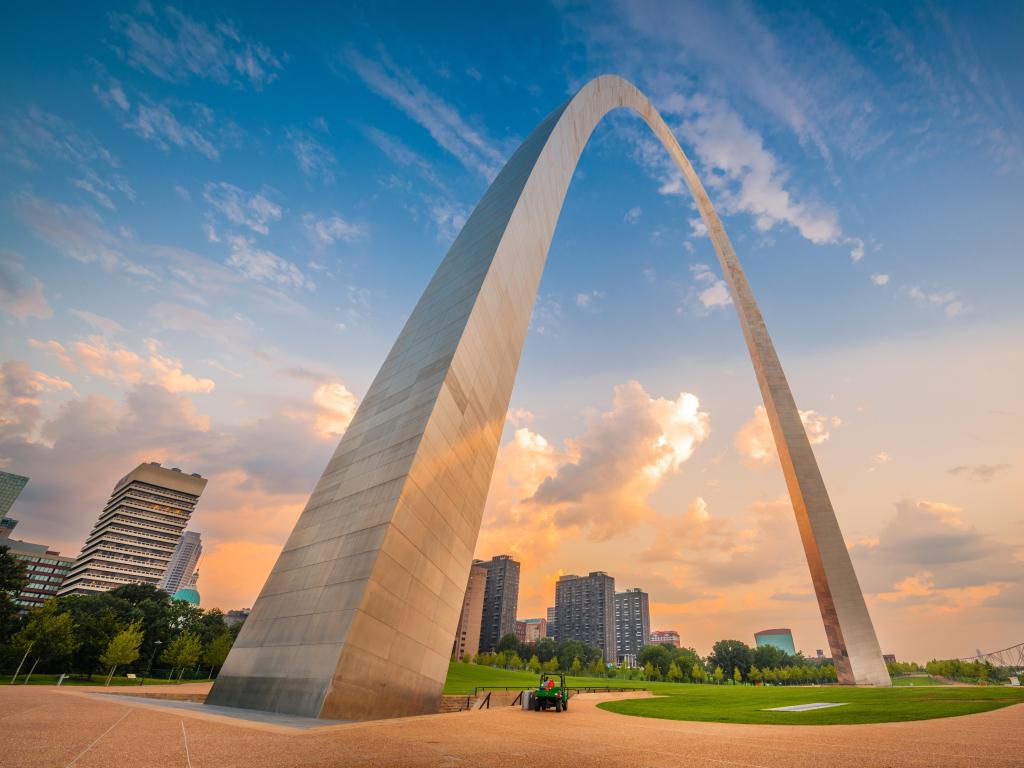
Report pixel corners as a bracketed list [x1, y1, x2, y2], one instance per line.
[208, 75, 889, 722]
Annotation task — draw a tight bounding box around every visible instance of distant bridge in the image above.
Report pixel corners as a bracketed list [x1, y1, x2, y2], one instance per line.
[959, 642, 1024, 670]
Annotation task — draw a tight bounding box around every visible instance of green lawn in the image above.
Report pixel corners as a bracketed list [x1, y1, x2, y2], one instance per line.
[445, 663, 1024, 724]
[597, 685, 1024, 725]
[891, 675, 943, 687]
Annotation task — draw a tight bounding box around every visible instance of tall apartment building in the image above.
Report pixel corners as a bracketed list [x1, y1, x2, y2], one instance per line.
[477, 555, 520, 652]
[452, 563, 487, 660]
[555, 571, 616, 663]
[650, 629, 680, 647]
[58, 462, 207, 596]
[614, 587, 651, 665]
[158, 530, 202, 595]
[546, 606, 557, 637]
[5, 539, 74, 610]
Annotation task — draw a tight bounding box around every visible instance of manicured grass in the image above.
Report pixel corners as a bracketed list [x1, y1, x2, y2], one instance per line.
[597, 685, 1024, 725]
[891, 675, 943, 687]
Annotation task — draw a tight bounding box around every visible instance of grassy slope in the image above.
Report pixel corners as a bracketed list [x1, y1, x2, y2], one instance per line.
[11, 674, 192, 686]
[443, 662, 676, 695]
[891, 675, 943, 687]
[598, 685, 1024, 725]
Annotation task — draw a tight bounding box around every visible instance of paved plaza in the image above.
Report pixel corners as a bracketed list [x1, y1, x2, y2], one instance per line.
[2, 685, 1022, 768]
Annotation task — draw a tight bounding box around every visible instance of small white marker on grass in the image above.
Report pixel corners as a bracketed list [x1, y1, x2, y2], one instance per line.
[763, 702, 849, 712]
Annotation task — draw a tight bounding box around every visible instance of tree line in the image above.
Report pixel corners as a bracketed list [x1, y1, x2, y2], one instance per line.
[1, 546, 237, 684]
[467, 633, 840, 684]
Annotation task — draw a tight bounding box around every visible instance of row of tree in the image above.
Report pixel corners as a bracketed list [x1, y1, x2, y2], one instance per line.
[1, 548, 238, 683]
[925, 658, 1011, 683]
[468, 633, 839, 684]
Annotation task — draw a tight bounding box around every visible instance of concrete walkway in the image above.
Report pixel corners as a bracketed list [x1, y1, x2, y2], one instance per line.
[1, 685, 1022, 767]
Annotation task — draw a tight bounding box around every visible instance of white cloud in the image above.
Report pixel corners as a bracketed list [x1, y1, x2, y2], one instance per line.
[349, 48, 507, 180]
[735, 405, 840, 466]
[203, 183, 282, 235]
[225, 235, 312, 290]
[689, 263, 732, 312]
[128, 101, 221, 160]
[69, 309, 124, 334]
[906, 285, 965, 318]
[848, 238, 865, 262]
[575, 290, 603, 310]
[624, 206, 642, 223]
[311, 382, 358, 437]
[870, 273, 890, 286]
[286, 129, 336, 183]
[302, 214, 366, 246]
[109, 6, 283, 89]
[0, 252, 51, 320]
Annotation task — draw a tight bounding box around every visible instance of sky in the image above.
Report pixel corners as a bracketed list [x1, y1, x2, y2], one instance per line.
[1, 0, 1021, 663]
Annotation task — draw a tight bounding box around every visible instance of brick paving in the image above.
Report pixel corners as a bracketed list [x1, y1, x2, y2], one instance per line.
[1, 685, 1022, 767]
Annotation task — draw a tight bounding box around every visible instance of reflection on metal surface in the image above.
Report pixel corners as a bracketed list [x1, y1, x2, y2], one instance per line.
[207, 75, 890, 721]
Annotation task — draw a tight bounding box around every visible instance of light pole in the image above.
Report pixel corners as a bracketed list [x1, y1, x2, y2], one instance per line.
[141, 640, 162, 686]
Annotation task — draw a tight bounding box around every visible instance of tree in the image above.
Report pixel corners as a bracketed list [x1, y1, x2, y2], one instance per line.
[587, 657, 604, 677]
[497, 633, 519, 653]
[534, 637, 557, 662]
[712, 665, 724, 684]
[708, 640, 752, 681]
[691, 663, 705, 683]
[11, 600, 79, 682]
[570, 656, 582, 676]
[203, 633, 234, 677]
[508, 652, 522, 670]
[543, 657, 559, 673]
[733, 666, 743, 684]
[0, 546, 28, 646]
[100, 622, 144, 685]
[749, 665, 763, 685]
[527, 654, 541, 673]
[667, 661, 683, 683]
[643, 661, 655, 681]
[638, 644, 673, 678]
[161, 631, 202, 679]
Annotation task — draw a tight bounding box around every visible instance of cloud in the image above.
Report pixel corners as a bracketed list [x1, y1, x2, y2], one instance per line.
[109, 6, 284, 89]
[203, 182, 282, 235]
[69, 309, 125, 334]
[531, 381, 710, 539]
[127, 100, 221, 160]
[870, 273, 890, 286]
[34, 335, 215, 394]
[735, 405, 840, 466]
[302, 214, 366, 246]
[311, 382, 358, 437]
[2, 106, 119, 171]
[286, 129, 336, 183]
[689, 263, 731, 312]
[947, 464, 1011, 482]
[0, 252, 51, 320]
[905, 285, 965, 318]
[575, 290, 603, 310]
[850, 498, 1021, 603]
[225, 235, 312, 290]
[624, 206, 642, 223]
[349, 47, 508, 179]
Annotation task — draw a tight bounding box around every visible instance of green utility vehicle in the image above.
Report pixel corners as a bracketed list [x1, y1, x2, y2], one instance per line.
[532, 673, 568, 712]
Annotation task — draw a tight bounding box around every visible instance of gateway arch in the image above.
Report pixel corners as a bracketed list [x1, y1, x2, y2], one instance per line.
[208, 75, 890, 721]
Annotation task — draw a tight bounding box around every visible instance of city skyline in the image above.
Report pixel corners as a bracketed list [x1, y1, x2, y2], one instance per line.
[1, 1, 1022, 663]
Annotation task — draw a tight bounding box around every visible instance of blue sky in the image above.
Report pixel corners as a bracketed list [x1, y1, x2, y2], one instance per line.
[1, 1, 1021, 660]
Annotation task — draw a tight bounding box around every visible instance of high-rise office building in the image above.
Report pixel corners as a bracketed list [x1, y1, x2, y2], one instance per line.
[650, 630, 680, 647]
[58, 462, 207, 596]
[0, 470, 29, 520]
[477, 555, 520, 652]
[614, 587, 650, 665]
[158, 530, 202, 595]
[555, 571, 616, 663]
[546, 606, 557, 638]
[452, 563, 486, 660]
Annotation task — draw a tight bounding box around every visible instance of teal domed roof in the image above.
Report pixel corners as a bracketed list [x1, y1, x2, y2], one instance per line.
[172, 571, 200, 606]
